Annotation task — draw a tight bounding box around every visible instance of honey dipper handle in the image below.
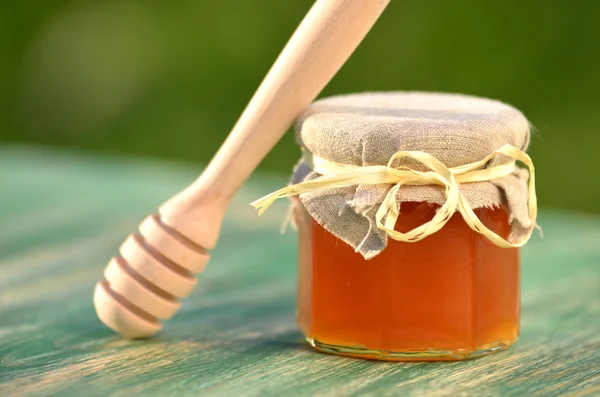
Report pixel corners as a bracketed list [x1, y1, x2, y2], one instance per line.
[200, 0, 390, 197]
[159, 0, 390, 244]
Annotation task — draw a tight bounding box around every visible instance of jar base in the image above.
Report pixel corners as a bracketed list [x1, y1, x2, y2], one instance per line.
[306, 337, 516, 362]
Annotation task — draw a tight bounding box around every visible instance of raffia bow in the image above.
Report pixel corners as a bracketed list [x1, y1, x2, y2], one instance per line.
[251, 144, 537, 248]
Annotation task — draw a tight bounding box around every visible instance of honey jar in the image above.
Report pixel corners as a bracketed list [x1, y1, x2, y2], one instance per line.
[253, 92, 537, 361]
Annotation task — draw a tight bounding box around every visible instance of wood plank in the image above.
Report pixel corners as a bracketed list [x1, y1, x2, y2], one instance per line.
[0, 146, 598, 397]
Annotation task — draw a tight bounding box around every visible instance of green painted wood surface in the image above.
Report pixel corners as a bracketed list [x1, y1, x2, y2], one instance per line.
[0, 146, 598, 397]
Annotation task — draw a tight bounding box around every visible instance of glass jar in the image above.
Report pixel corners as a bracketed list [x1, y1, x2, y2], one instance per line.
[294, 198, 520, 361]
[250, 93, 536, 361]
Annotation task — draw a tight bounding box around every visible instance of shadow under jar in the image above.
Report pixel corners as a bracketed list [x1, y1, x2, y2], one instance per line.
[295, 200, 520, 361]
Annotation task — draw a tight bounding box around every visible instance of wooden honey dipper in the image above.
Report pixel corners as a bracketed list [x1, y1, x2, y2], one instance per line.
[94, 0, 391, 338]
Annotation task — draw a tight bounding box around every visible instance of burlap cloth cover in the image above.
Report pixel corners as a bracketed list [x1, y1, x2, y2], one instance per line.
[291, 91, 534, 259]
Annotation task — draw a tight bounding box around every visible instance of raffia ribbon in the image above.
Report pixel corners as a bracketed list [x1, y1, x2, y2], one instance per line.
[252, 144, 537, 248]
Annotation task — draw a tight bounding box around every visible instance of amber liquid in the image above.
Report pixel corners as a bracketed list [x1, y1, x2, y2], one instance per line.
[297, 202, 520, 361]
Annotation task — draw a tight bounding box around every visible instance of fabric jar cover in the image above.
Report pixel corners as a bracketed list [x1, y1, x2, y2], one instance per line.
[291, 91, 534, 259]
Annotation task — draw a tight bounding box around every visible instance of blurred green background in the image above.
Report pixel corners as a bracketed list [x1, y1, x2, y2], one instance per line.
[1, 0, 598, 213]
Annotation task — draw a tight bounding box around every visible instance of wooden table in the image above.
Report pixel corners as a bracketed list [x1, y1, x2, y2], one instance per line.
[0, 146, 598, 397]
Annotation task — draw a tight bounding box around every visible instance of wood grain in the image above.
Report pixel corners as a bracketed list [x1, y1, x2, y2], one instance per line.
[0, 146, 599, 397]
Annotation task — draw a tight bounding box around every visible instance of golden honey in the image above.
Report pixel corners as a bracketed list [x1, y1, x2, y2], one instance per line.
[296, 201, 519, 361]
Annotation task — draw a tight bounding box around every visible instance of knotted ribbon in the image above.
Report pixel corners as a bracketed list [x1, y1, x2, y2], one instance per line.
[251, 144, 537, 248]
